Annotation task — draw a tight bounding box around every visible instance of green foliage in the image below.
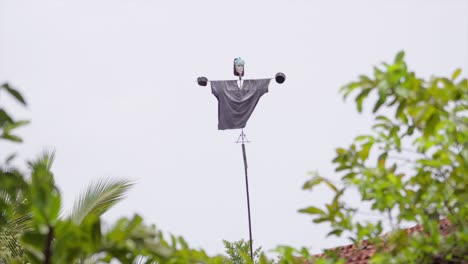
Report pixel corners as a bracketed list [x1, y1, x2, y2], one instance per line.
[273, 245, 314, 264]
[0, 82, 230, 264]
[5, 152, 230, 264]
[300, 52, 468, 263]
[0, 83, 30, 263]
[221, 240, 317, 264]
[223, 239, 263, 264]
[0, 83, 29, 143]
[27, 152, 61, 227]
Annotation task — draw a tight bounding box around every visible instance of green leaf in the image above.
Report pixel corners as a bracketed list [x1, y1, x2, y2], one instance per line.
[355, 135, 374, 142]
[2, 83, 27, 106]
[335, 165, 350, 172]
[395, 100, 407, 120]
[5, 153, 17, 164]
[3, 120, 30, 134]
[1, 120, 29, 143]
[424, 113, 440, 137]
[355, 89, 372, 113]
[341, 82, 360, 99]
[302, 173, 323, 190]
[1, 134, 22, 142]
[377, 152, 388, 167]
[387, 96, 398, 107]
[343, 172, 356, 180]
[327, 229, 343, 237]
[395, 51, 405, 63]
[298, 206, 325, 215]
[451, 68, 461, 81]
[373, 98, 386, 113]
[21, 231, 46, 262]
[373, 66, 384, 78]
[303, 174, 338, 192]
[323, 178, 339, 192]
[312, 217, 328, 224]
[359, 141, 373, 161]
[0, 109, 14, 127]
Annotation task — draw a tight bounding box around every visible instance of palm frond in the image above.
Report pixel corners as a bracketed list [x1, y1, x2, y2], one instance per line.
[133, 255, 158, 264]
[28, 151, 55, 172]
[70, 178, 134, 225]
[0, 191, 10, 204]
[0, 213, 32, 259]
[80, 255, 100, 264]
[28, 151, 57, 190]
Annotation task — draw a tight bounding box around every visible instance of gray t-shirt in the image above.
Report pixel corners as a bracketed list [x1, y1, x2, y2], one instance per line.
[211, 79, 270, 130]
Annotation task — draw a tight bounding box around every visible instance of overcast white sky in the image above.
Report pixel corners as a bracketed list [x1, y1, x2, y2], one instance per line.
[1, 0, 467, 256]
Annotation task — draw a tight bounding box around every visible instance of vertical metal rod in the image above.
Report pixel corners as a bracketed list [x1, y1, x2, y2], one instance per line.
[238, 73, 253, 260]
[241, 142, 254, 261]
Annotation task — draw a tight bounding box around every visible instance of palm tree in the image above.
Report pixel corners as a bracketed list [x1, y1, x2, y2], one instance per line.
[0, 166, 31, 264]
[0, 152, 134, 264]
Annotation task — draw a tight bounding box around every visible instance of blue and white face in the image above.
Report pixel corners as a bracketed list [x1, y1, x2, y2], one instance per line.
[233, 57, 245, 76]
[235, 63, 244, 76]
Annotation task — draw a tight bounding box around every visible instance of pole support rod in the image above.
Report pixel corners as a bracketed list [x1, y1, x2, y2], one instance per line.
[238, 73, 253, 261]
[241, 142, 254, 261]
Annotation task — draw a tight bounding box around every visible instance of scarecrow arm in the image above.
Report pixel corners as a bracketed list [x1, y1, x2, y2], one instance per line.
[196, 72, 285, 87]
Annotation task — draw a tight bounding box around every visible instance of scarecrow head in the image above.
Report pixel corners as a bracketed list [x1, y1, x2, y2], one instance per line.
[233, 57, 245, 77]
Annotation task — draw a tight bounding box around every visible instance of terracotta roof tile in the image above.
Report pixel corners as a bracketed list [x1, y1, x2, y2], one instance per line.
[309, 219, 452, 264]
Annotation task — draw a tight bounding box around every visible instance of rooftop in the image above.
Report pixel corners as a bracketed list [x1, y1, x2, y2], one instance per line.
[309, 219, 454, 264]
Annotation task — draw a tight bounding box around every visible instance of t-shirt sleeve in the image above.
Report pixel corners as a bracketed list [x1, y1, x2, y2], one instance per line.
[252, 79, 271, 95]
[210, 81, 222, 97]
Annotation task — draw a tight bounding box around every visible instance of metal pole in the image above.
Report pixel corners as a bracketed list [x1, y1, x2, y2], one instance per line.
[241, 140, 254, 261]
[238, 73, 253, 261]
